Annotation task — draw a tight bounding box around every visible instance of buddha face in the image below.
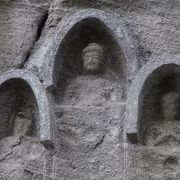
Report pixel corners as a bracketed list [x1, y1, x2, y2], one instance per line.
[82, 43, 104, 74]
[161, 92, 180, 121]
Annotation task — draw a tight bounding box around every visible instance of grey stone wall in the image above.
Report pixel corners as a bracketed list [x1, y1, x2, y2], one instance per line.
[0, 0, 180, 180]
[0, 0, 50, 71]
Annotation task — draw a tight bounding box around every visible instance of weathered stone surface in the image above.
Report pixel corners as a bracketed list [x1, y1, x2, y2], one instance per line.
[0, 0, 50, 72]
[1, 0, 180, 180]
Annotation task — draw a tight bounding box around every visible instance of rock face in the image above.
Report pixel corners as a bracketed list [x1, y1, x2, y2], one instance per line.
[0, 0, 180, 179]
[0, 0, 50, 71]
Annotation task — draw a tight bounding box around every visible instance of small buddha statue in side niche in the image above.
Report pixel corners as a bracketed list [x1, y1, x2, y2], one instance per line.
[13, 112, 33, 137]
[146, 92, 180, 148]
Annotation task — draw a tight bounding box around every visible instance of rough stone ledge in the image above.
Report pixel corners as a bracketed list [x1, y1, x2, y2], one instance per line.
[0, 69, 54, 147]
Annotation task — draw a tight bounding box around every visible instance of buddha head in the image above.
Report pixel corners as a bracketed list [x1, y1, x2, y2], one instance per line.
[161, 92, 180, 121]
[82, 43, 105, 74]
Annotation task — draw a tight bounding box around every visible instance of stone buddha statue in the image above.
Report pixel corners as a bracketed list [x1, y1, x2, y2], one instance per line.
[13, 112, 33, 136]
[146, 92, 180, 148]
[58, 42, 123, 106]
[162, 93, 180, 121]
[82, 43, 105, 75]
[56, 43, 123, 157]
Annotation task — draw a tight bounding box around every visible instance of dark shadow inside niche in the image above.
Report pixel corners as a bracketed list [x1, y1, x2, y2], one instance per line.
[138, 64, 180, 146]
[0, 78, 39, 140]
[53, 17, 127, 104]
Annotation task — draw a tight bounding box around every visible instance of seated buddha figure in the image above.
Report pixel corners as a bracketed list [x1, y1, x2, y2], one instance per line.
[13, 112, 33, 137]
[59, 42, 123, 106]
[146, 92, 180, 149]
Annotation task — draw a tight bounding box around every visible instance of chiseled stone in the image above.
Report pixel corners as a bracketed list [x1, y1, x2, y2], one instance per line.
[1, 0, 180, 179]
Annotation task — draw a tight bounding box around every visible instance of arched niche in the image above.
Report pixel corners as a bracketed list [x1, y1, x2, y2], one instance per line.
[138, 64, 180, 146]
[25, 9, 138, 89]
[0, 70, 53, 146]
[53, 17, 127, 103]
[0, 78, 38, 139]
[125, 57, 180, 145]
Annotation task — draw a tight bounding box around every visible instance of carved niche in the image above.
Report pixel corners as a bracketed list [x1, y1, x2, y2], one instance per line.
[54, 17, 127, 105]
[0, 78, 38, 139]
[0, 70, 52, 146]
[53, 17, 127, 155]
[138, 64, 180, 148]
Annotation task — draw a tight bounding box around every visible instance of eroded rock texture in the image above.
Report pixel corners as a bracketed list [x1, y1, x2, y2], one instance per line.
[0, 0, 50, 71]
[0, 0, 180, 180]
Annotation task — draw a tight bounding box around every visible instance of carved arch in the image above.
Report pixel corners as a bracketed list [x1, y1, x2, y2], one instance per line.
[53, 16, 128, 91]
[125, 56, 180, 144]
[26, 9, 138, 89]
[0, 69, 53, 146]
